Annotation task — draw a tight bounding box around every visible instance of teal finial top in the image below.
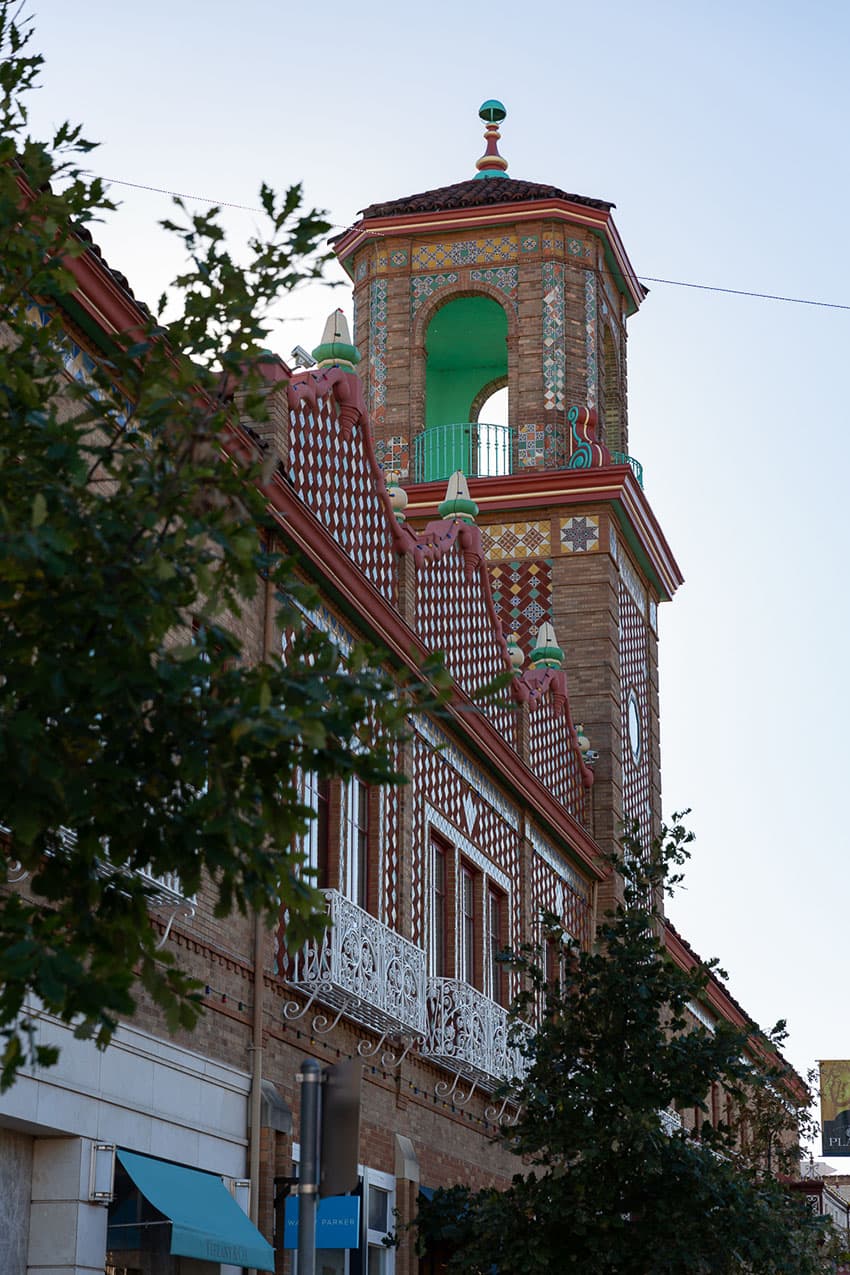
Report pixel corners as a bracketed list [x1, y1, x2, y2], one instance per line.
[479, 99, 507, 124]
[475, 100, 509, 179]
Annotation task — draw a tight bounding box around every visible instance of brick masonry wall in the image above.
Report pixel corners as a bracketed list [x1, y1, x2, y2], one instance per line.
[349, 219, 629, 476]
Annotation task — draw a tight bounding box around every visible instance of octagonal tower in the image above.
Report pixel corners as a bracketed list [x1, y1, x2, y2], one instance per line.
[333, 104, 682, 900]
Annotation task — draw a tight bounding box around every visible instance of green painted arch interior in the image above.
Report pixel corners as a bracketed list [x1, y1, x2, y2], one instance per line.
[425, 295, 508, 429]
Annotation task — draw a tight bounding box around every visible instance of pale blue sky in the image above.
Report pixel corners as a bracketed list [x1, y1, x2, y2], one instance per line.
[26, 0, 850, 1158]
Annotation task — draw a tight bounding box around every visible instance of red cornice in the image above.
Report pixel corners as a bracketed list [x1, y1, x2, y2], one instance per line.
[15, 170, 148, 342]
[406, 466, 684, 601]
[663, 921, 808, 1102]
[334, 198, 645, 312]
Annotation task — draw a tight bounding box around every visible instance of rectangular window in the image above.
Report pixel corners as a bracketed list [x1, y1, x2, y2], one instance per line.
[487, 887, 505, 1005]
[431, 837, 447, 978]
[344, 776, 369, 910]
[302, 772, 330, 889]
[363, 1167, 395, 1275]
[458, 864, 475, 986]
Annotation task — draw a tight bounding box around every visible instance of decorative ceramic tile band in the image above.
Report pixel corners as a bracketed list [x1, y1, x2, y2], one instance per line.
[369, 278, 388, 415]
[412, 235, 517, 271]
[542, 261, 566, 414]
[469, 266, 518, 310]
[584, 269, 598, 408]
[481, 520, 552, 560]
[410, 272, 460, 317]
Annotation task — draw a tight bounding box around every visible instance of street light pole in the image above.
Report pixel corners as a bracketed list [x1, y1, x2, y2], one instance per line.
[297, 1058, 321, 1275]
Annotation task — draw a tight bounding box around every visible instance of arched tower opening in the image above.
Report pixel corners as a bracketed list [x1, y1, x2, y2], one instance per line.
[419, 294, 509, 481]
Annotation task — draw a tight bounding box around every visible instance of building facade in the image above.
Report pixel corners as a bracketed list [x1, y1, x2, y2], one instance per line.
[0, 103, 799, 1275]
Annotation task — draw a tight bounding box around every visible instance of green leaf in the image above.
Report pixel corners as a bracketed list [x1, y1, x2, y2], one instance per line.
[31, 491, 47, 527]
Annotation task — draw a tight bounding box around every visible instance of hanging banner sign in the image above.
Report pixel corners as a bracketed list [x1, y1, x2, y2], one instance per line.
[283, 1194, 361, 1249]
[820, 1061, 850, 1157]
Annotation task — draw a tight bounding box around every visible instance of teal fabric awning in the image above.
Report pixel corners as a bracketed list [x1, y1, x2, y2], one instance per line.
[116, 1149, 275, 1271]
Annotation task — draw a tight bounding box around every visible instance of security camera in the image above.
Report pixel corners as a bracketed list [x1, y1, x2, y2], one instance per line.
[290, 345, 316, 369]
[584, 749, 600, 764]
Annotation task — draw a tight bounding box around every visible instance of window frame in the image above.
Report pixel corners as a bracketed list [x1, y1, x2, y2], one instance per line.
[344, 775, 370, 911]
[425, 809, 512, 1001]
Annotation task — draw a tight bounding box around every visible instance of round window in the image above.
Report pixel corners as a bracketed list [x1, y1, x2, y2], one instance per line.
[627, 689, 641, 763]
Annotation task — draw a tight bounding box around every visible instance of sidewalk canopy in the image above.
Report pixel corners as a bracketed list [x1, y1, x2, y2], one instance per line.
[116, 1149, 274, 1271]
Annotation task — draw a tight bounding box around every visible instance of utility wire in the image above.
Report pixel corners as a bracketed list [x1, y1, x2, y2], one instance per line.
[638, 276, 850, 312]
[99, 175, 265, 214]
[96, 174, 850, 314]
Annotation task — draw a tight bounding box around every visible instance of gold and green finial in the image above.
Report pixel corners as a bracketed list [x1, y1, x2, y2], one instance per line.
[438, 470, 479, 523]
[475, 100, 509, 180]
[312, 309, 361, 372]
[529, 621, 564, 669]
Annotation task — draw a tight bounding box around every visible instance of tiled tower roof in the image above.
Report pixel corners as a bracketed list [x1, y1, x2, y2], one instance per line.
[358, 176, 614, 221]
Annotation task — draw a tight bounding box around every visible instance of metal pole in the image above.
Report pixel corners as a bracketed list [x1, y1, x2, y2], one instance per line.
[297, 1058, 321, 1275]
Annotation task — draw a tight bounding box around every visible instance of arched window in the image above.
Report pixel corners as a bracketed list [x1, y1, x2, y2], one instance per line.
[417, 295, 509, 480]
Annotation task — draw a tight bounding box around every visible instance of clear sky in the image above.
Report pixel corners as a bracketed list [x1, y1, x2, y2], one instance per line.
[23, 0, 850, 1161]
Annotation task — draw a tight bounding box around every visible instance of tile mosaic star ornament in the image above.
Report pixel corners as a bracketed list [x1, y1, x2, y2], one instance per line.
[561, 515, 600, 553]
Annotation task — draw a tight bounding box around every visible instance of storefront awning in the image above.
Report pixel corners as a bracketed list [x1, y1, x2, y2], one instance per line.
[116, 1149, 275, 1271]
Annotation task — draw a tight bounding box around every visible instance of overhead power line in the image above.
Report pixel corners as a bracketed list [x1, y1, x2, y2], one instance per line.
[637, 276, 850, 312]
[96, 174, 850, 314]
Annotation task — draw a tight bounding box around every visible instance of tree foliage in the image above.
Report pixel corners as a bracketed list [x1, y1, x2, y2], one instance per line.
[0, 4, 445, 1088]
[416, 821, 839, 1274]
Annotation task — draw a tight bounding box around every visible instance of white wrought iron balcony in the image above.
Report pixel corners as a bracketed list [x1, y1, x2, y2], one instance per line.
[425, 977, 528, 1090]
[286, 889, 429, 1037]
[659, 1107, 684, 1136]
[134, 866, 197, 948]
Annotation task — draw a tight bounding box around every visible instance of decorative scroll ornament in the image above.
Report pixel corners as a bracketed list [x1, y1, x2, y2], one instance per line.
[566, 404, 611, 472]
[484, 1094, 524, 1127]
[136, 867, 197, 950]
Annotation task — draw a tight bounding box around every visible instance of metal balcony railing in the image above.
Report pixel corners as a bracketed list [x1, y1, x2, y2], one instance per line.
[413, 422, 513, 484]
[608, 450, 644, 488]
[659, 1107, 684, 1136]
[425, 977, 528, 1088]
[136, 865, 195, 906]
[286, 889, 429, 1037]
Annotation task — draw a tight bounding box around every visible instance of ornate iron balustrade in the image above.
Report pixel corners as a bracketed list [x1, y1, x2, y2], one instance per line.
[424, 977, 528, 1090]
[286, 889, 429, 1037]
[659, 1107, 684, 1136]
[608, 450, 644, 488]
[134, 865, 197, 948]
[2, 828, 196, 950]
[413, 422, 513, 483]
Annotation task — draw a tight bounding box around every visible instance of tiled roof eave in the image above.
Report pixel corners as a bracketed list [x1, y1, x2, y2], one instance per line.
[357, 176, 615, 221]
